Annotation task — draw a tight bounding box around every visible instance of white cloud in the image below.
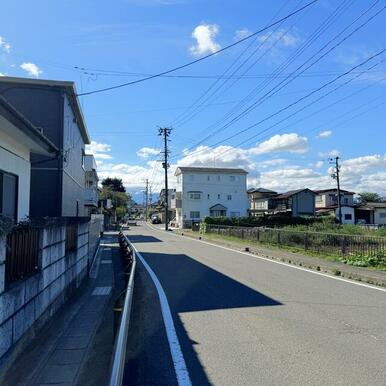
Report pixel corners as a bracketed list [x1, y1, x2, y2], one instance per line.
[315, 160, 324, 168]
[136, 147, 160, 158]
[249, 133, 308, 155]
[189, 24, 221, 57]
[0, 73, 5, 77]
[257, 29, 300, 48]
[317, 130, 332, 138]
[20, 62, 42, 78]
[235, 28, 251, 40]
[85, 140, 112, 159]
[0, 36, 11, 53]
[318, 149, 340, 157]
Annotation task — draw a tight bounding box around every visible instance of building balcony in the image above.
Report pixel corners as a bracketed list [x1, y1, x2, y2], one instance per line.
[84, 187, 98, 207]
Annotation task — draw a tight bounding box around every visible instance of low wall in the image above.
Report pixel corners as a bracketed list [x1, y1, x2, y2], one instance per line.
[0, 220, 91, 362]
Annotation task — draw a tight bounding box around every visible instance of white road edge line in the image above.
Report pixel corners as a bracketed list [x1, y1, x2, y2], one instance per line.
[129, 241, 192, 386]
[145, 222, 386, 293]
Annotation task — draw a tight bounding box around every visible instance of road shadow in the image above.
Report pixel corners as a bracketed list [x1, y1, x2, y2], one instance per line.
[127, 235, 163, 243]
[139, 252, 282, 385]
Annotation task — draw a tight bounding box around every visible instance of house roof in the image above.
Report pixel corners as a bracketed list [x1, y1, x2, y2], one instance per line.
[175, 166, 247, 175]
[0, 76, 90, 144]
[247, 187, 277, 194]
[209, 203, 227, 211]
[357, 202, 386, 209]
[314, 188, 355, 194]
[273, 188, 316, 199]
[0, 95, 58, 156]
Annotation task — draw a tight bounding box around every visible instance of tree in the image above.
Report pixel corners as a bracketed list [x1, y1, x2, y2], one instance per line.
[358, 192, 383, 203]
[101, 177, 126, 192]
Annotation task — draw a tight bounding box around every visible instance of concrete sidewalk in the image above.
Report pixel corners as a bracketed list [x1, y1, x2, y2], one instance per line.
[2, 232, 122, 386]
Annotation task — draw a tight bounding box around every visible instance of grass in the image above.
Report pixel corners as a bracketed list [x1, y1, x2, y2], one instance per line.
[181, 229, 386, 271]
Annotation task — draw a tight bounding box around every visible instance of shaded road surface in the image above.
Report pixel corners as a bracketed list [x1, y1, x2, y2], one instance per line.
[124, 223, 386, 386]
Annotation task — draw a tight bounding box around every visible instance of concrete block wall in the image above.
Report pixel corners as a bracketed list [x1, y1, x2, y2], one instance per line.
[0, 220, 92, 360]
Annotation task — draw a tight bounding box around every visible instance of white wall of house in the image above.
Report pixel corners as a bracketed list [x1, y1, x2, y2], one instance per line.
[0, 130, 31, 221]
[335, 206, 355, 224]
[175, 170, 248, 227]
[374, 208, 386, 225]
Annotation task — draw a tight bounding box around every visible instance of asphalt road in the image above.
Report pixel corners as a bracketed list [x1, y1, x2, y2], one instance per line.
[124, 222, 386, 386]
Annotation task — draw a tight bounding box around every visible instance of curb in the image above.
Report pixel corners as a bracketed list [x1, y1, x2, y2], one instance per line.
[174, 230, 386, 288]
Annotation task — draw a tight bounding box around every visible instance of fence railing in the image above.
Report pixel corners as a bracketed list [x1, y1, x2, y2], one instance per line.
[5, 227, 41, 285]
[205, 224, 386, 258]
[109, 231, 136, 386]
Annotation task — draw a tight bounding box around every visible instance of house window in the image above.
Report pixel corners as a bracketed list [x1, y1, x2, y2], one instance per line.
[217, 194, 221, 199]
[230, 212, 240, 217]
[344, 198, 348, 204]
[207, 194, 210, 199]
[190, 211, 200, 219]
[227, 194, 232, 200]
[0, 170, 18, 222]
[230, 176, 236, 182]
[81, 149, 85, 169]
[315, 195, 322, 202]
[344, 214, 352, 220]
[217, 175, 221, 181]
[189, 192, 201, 199]
[207, 175, 210, 181]
[379, 212, 386, 218]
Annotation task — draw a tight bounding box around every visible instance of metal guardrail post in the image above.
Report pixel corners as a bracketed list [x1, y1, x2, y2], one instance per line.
[109, 233, 137, 386]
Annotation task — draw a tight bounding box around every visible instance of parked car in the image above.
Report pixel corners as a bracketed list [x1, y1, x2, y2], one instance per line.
[151, 215, 162, 224]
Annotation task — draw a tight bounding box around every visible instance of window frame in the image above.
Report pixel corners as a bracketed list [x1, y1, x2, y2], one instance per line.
[0, 169, 18, 222]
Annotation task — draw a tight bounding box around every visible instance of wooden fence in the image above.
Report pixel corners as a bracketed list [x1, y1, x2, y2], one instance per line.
[5, 227, 41, 284]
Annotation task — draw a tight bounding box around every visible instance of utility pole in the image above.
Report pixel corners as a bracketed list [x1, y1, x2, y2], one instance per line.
[145, 178, 149, 221]
[330, 156, 342, 224]
[159, 127, 172, 231]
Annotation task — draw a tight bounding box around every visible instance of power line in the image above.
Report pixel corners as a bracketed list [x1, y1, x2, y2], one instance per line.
[172, 0, 352, 129]
[177, 49, 386, 162]
[175, 1, 384, 158]
[76, 0, 319, 96]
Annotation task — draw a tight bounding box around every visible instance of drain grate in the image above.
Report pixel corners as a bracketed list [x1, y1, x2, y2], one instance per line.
[92, 286, 112, 296]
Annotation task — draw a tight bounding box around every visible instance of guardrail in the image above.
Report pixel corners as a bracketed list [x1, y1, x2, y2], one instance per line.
[109, 231, 137, 386]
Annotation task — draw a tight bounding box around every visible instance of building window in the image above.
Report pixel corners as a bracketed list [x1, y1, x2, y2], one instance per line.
[227, 194, 232, 200]
[81, 149, 85, 169]
[217, 194, 221, 199]
[207, 175, 210, 181]
[344, 198, 348, 204]
[315, 195, 322, 202]
[207, 194, 210, 199]
[190, 211, 200, 219]
[230, 176, 235, 182]
[344, 214, 352, 220]
[217, 175, 221, 181]
[230, 212, 240, 217]
[189, 192, 201, 199]
[0, 170, 18, 222]
[379, 212, 386, 218]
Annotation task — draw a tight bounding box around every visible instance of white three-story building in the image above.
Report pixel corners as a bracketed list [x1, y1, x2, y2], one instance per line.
[173, 167, 248, 228]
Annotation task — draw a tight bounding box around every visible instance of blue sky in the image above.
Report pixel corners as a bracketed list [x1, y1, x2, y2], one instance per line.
[1, 0, 386, 200]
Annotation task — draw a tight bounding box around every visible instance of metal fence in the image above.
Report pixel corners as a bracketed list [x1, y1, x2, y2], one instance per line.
[5, 227, 41, 284]
[205, 224, 386, 258]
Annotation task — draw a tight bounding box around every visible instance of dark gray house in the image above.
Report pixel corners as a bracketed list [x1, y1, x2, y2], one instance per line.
[0, 76, 90, 217]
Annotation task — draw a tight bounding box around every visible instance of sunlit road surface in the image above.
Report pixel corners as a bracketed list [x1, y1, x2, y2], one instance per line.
[124, 223, 386, 386]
